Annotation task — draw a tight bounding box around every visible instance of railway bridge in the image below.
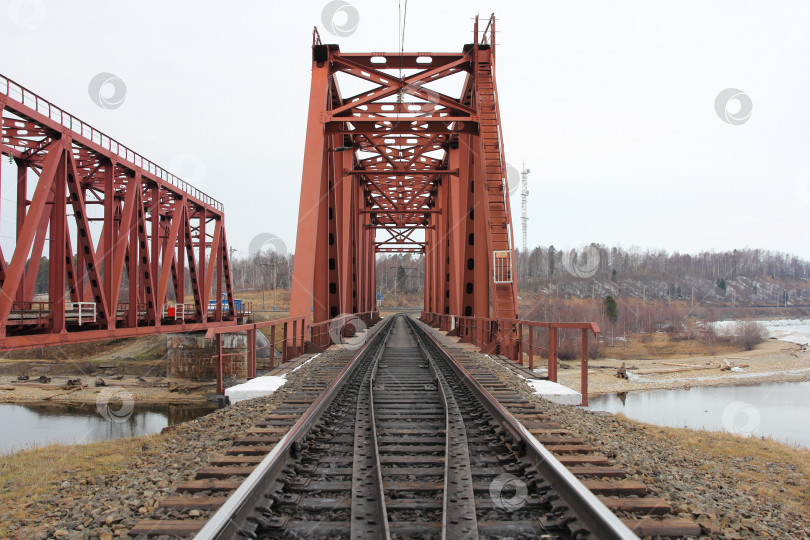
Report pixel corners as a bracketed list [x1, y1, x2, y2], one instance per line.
[0, 13, 565, 374]
[1, 14, 702, 539]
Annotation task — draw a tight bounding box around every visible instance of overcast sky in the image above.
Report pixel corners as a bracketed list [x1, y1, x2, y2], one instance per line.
[2, 0, 809, 260]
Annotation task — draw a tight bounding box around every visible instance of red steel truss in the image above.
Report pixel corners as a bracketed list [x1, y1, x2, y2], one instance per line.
[291, 14, 518, 333]
[0, 74, 239, 350]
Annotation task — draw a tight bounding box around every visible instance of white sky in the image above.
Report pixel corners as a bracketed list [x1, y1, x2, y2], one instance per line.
[2, 0, 809, 261]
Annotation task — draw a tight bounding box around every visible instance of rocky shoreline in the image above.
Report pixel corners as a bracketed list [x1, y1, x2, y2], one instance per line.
[468, 349, 810, 539]
[4, 347, 342, 539]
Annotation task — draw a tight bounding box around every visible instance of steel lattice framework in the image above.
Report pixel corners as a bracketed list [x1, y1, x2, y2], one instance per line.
[291, 15, 518, 331]
[0, 75, 238, 349]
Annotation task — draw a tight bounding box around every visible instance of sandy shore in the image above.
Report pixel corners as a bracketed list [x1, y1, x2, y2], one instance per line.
[0, 375, 212, 405]
[553, 339, 810, 395]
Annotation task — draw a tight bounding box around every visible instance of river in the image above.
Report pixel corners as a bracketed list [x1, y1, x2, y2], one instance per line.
[586, 381, 810, 449]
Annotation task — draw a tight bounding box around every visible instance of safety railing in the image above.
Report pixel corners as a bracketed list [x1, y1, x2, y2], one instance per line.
[492, 250, 513, 283]
[7, 301, 52, 326]
[7, 301, 98, 326]
[0, 73, 223, 212]
[207, 301, 251, 317]
[163, 304, 185, 321]
[205, 311, 380, 394]
[309, 311, 380, 350]
[421, 311, 600, 406]
[70, 302, 96, 325]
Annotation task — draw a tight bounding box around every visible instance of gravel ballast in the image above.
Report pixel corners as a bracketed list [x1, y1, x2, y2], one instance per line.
[463, 347, 810, 539]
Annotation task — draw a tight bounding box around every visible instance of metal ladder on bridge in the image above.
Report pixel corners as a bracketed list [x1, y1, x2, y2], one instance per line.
[476, 50, 518, 320]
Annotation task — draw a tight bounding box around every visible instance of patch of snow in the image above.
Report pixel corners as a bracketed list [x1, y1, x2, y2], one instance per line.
[620, 367, 810, 386]
[527, 379, 581, 405]
[225, 375, 287, 403]
[291, 353, 321, 373]
[711, 319, 810, 345]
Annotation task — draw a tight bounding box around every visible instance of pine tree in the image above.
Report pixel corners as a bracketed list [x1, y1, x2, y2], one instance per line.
[603, 295, 618, 322]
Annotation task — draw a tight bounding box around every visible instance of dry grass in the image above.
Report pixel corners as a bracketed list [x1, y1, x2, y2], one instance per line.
[616, 414, 810, 520]
[605, 332, 741, 360]
[0, 435, 159, 538]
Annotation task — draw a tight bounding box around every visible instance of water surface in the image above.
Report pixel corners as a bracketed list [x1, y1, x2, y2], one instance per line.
[587, 381, 810, 449]
[0, 402, 217, 454]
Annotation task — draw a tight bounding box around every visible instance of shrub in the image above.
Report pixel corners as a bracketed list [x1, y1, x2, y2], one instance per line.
[734, 321, 765, 350]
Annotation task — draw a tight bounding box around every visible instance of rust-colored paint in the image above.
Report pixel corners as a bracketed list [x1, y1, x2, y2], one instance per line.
[291, 15, 518, 332]
[0, 74, 238, 349]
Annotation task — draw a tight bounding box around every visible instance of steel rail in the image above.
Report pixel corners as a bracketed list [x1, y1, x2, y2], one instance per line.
[193, 316, 394, 540]
[350, 335, 391, 539]
[427, 346, 479, 540]
[406, 316, 640, 540]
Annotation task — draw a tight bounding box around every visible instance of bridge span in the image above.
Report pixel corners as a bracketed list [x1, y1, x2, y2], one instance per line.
[0, 74, 239, 349]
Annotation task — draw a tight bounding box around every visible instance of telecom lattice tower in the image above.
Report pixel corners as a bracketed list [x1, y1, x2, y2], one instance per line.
[521, 164, 529, 253]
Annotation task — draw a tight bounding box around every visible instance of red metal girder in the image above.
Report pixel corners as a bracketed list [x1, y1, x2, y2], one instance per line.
[2, 74, 241, 350]
[347, 169, 457, 176]
[182, 205, 203, 320]
[292, 16, 518, 331]
[157, 198, 183, 309]
[49, 148, 67, 333]
[109, 177, 140, 318]
[66, 150, 111, 325]
[289, 50, 331, 327]
[332, 52, 465, 70]
[0, 320, 238, 351]
[0, 144, 60, 324]
[326, 120, 477, 135]
[0, 75, 223, 215]
[329, 58, 476, 117]
[203, 219, 223, 312]
[132, 187, 157, 325]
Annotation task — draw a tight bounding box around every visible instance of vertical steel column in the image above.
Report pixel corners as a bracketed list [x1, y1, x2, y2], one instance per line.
[103, 161, 115, 327]
[49, 147, 67, 333]
[198, 209, 207, 319]
[247, 328, 256, 379]
[150, 184, 161, 327]
[580, 330, 589, 406]
[15, 160, 27, 303]
[216, 333, 224, 395]
[548, 326, 558, 382]
[290, 44, 332, 329]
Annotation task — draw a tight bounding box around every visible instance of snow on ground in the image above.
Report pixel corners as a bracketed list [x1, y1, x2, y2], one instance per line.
[225, 375, 287, 403]
[527, 379, 582, 405]
[711, 319, 810, 345]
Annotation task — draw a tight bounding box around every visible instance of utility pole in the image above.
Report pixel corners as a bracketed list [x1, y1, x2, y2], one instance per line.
[691, 287, 694, 307]
[259, 262, 277, 311]
[272, 263, 278, 310]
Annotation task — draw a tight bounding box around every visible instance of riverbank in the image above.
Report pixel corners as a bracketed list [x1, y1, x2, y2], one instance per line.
[553, 339, 810, 395]
[468, 349, 810, 538]
[0, 339, 346, 539]
[0, 374, 213, 405]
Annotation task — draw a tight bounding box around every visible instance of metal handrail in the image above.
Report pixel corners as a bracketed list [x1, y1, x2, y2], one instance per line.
[0, 73, 223, 212]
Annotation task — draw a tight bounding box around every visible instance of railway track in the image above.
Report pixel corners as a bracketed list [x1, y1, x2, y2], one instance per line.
[132, 314, 701, 539]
